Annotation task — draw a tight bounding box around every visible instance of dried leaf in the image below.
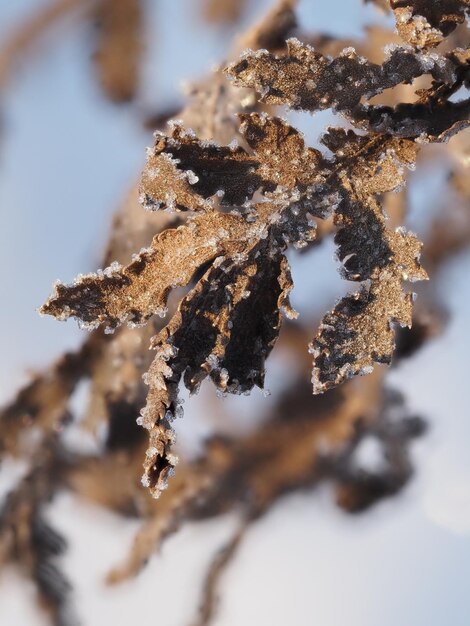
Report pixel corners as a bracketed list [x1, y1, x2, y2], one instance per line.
[5, 4, 470, 622]
[390, 0, 470, 48]
[140, 123, 271, 211]
[226, 39, 470, 141]
[41, 211, 270, 330]
[41, 11, 470, 498]
[310, 131, 427, 393]
[141, 245, 295, 495]
[225, 38, 456, 113]
[41, 114, 427, 491]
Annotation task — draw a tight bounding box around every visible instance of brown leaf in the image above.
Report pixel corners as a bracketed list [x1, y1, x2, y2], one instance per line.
[225, 38, 456, 113]
[40, 212, 253, 330]
[390, 0, 470, 48]
[310, 131, 426, 392]
[41, 19, 470, 498]
[141, 243, 296, 497]
[140, 122, 272, 211]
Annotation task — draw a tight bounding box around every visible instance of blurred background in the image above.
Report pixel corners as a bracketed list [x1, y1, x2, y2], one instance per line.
[1, 1, 470, 625]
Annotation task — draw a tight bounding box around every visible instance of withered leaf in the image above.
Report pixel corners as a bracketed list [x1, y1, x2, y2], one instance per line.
[40, 212, 257, 330]
[141, 243, 295, 496]
[41, 17, 470, 497]
[225, 38, 457, 113]
[41, 114, 427, 494]
[8, 3, 463, 622]
[140, 122, 271, 211]
[141, 113, 328, 212]
[226, 37, 470, 142]
[310, 130, 427, 392]
[390, 0, 470, 48]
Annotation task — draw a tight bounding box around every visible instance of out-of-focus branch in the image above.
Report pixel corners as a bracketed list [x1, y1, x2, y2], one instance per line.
[192, 522, 247, 626]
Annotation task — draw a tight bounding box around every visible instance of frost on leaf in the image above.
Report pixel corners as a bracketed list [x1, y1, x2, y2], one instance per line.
[140, 114, 329, 219]
[42, 177, 300, 496]
[310, 130, 427, 393]
[389, 1, 470, 48]
[41, 19, 470, 496]
[226, 38, 470, 142]
[41, 212, 255, 330]
[225, 37, 456, 113]
[141, 246, 295, 495]
[140, 122, 273, 211]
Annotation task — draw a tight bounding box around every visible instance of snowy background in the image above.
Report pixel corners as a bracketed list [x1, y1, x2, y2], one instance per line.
[1, 1, 470, 624]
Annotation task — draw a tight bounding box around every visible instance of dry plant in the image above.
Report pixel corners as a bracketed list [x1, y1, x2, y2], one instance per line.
[1, 1, 470, 625]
